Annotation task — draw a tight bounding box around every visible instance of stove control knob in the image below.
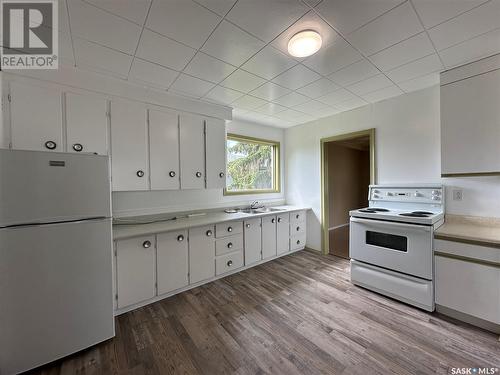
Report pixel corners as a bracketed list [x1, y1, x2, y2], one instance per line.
[386, 192, 392, 196]
[373, 194, 380, 198]
[431, 196, 440, 201]
[414, 192, 420, 197]
[431, 190, 440, 196]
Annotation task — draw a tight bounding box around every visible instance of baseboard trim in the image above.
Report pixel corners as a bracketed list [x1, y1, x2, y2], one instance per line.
[436, 305, 500, 334]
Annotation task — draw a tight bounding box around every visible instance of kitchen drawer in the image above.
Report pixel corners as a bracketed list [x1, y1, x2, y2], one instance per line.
[291, 233, 306, 251]
[434, 239, 500, 264]
[216, 221, 243, 238]
[290, 222, 306, 235]
[276, 213, 289, 224]
[216, 234, 243, 256]
[216, 250, 244, 275]
[290, 210, 306, 224]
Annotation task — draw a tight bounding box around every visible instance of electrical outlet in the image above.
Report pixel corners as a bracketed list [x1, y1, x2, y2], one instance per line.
[452, 189, 463, 201]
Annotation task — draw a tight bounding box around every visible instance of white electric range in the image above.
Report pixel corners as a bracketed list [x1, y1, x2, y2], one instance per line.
[349, 184, 445, 311]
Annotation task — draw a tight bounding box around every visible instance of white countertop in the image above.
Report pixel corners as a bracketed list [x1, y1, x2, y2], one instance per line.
[434, 215, 500, 249]
[113, 205, 310, 240]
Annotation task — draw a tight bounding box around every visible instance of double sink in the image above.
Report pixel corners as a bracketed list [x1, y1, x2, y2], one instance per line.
[236, 207, 285, 215]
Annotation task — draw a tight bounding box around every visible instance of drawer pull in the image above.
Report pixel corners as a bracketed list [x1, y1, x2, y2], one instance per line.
[72, 143, 83, 152]
[227, 242, 233, 249]
[196, 171, 202, 178]
[271, 218, 276, 223]
[227, 260, 233, 267]
[177, 235, 184, 242]
[142, 240, 151, 248]
[295, 214, 300, 219]
[227, 226, 233, 232]
[169, 171, 176, 177]
[136, 170, 145, 178]
[296, 226, 300, 231]
[245, 223, 250, 228]
[296, 240, 301, 245]
[44, 140, 57, 150]
[206, 230, 213, 237]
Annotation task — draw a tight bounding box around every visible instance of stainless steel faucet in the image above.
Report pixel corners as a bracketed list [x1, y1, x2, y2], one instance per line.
[250, 201, 264, 209]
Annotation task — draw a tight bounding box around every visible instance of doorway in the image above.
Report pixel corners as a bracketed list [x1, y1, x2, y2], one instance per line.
[320, 129, 375, 257]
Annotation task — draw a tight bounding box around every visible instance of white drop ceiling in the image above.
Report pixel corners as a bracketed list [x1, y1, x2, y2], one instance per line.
[54, 0, 500, 127]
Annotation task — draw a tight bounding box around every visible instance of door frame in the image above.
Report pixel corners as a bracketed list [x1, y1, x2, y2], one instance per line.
[320, 128, 376, 255]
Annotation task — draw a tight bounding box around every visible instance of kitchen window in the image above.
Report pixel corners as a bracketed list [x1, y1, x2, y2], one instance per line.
[224, 134, 280, 195]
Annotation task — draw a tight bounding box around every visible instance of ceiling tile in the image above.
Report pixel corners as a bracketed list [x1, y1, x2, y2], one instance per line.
[271, 10, 340, 58]
[411, 0, 489, 29]
[317, 88, 359, 105]
[136, 29, 196, 71]
[220, 69, 267, 92]
[68, 0, 142, 54]
[184, 52, 236, 83]
[348, 2, 423, 56]
[303, 38, 363, 75]
[273, 92, 310, 107]
[170, 74, 216, 98]
[369, 32, 436, 71]
[129, 58, 178, 89]
[241, 46, 297, 80]
[296, 78, 340, 98]
[253, 102, 288, 115]
[203, 85, 244, 104]
[360, 84, 403, 103]
[275, 109, 311, 122]
[335, 97, 369, 112]
[347, 74, 393, 95]
[316, 0, 403, 35]
[59, 32, 75, 64]
[146, 0, 221, 49]
[329, 59, 380, 86]
[271, 64, 321, 90]
[398, 72, 440, 93]
[386, 53, 443, 83]
[58, 0, 71, 33]
[315, 106, 341, 118]
[231, 95, 268, 110]
[303, 0, 322, 6]
[439, 28, 500, 69]
[73, 38, 133, 77]
[201, 20, 265, 66]
[194, 0, 237, 16]
[83, 0, 152, 25]
[250, 82, 291, 101]
[226, 0, 309, 42]
[427, 0, 500, 50]
[294, 100, 329, 115]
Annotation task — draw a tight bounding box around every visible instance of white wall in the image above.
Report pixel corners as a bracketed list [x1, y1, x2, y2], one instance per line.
[113, 119, 286, 216]
[285, 86, 500, 251]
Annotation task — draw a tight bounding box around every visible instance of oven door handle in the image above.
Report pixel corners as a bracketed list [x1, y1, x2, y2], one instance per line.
[350, 217, 431, 232]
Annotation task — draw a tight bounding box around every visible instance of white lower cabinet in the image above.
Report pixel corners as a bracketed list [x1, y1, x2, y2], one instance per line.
[157, 230, 188, 295]
[244, 218, 262, 265]
[116, 236, 156, 309]
[216, 250, 244, 276]
[262, 215, 277, 259]
[189, 225, 215, 284]
[277, 213, 290, 255]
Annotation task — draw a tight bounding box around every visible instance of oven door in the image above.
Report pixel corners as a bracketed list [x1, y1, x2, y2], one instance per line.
[349, 217, 433, 279]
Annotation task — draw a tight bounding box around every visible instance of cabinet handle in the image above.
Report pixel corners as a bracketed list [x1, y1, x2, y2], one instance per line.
[72, 143, 83, 152]
[142, 240, 151, 248]
[206, 230, 212, 237]
[296, 226, 300, 231]
[196, 172, 202, 178]
[296, 240, 300, 245]
[245, 223, 250, 228]
[227, 260, 233, 267]
[169, 171, 176, 177]
[227, 242, 233, 249]
[44, 140, 57, 150]
[271, 218, 276, 223]
[227, 226, 232, 232]
[219, 172, 225, 178]
[177, 235, 184, 242]
[296, 214, 300, 219]
[136, 170, 145, 178]
[278, 218, 282, 223]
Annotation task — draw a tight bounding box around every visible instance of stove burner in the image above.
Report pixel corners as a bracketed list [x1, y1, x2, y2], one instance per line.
[411, 211, 434, 215]
[359, 208, 390, 213]
[399, 213, 430, 217]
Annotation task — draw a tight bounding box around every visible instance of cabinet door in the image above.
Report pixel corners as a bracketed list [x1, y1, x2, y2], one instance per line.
[441, 69, 500, 175]
[10, 81, 62, 152]
[110, 100, 148, 191]
[244, 218, 262, 265]
[180, 114, 205, 189]
[66, 92, 108, 155]
[149, 109, 180, 190]
[205, 117, 226, 189]
[116, 236, 156, 309]
[276, 213, 290, 255]
[157, 230, 188, 295]
[262, 215, 277, 259]
[189, 225, 215, 284]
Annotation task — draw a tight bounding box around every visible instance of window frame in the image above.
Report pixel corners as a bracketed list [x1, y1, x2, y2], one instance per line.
[223, 133, 281, 196]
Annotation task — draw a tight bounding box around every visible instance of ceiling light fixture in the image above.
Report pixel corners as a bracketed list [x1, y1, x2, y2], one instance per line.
[287, 30, 322, 58]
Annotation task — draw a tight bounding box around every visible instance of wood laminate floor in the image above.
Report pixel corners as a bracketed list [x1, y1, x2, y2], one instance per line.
[30, 250, 499, 375]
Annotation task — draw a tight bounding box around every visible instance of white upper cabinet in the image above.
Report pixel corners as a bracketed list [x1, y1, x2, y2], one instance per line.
[110, 100, 149, 191]
[149, 109, 180, 190]
[441, 57, 500, 176]
[179, 114, 205, 189]
[66, 92, 108, 155]
[205, 118, 226, 189]
[9, 81, 63, 152]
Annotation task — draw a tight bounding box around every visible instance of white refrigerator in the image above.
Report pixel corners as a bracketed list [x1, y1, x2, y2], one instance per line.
[0, 150, 115, 375]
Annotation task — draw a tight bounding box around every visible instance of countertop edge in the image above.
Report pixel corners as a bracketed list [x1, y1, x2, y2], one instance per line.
[434, 233, 500, 249]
